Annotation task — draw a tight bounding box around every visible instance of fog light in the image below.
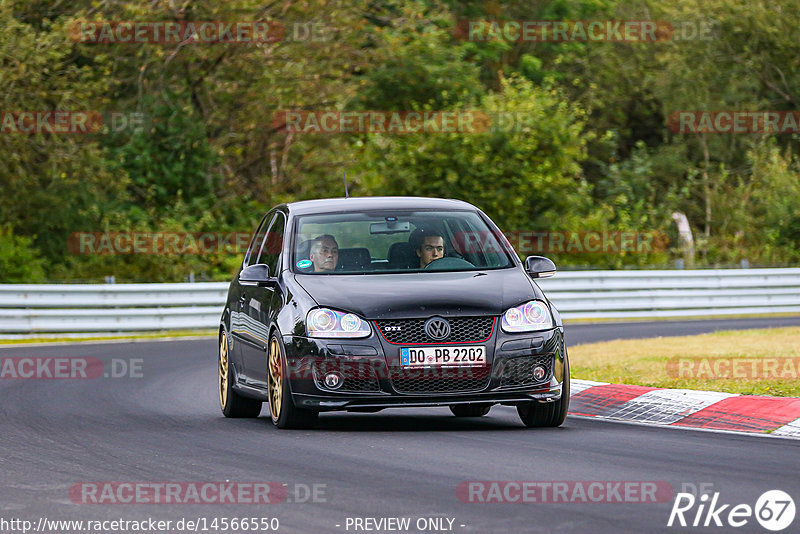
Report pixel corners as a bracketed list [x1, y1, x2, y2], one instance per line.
[324, 372, 342, 389]
[532, 365, 547, 381]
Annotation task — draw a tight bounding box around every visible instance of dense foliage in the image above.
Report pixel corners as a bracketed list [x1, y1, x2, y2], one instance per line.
[1, 0, 798, 281]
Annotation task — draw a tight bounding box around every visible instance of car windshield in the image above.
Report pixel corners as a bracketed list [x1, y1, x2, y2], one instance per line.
[293, 210, 515, 274]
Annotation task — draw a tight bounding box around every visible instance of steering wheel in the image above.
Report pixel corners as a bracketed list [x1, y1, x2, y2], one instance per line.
[423, 256, 475, 270]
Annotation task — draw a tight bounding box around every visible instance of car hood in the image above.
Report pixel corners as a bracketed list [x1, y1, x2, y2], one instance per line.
[294, 268, 542, 319]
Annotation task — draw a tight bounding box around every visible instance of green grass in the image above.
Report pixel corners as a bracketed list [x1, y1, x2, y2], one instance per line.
[570, 327, 800, 397]
[0, 329, 217, 345]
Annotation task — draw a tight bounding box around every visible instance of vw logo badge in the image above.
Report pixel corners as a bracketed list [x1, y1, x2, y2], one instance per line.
[424, 317, 451, 341]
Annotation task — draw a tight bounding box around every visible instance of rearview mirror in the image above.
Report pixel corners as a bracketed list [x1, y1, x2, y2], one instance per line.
[524, 256, 556, 279]
[239, 264, 273, 286]
[370, 221, 410, 234]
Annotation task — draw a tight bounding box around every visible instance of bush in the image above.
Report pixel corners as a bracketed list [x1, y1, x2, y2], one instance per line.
[0, 226, 47, 283]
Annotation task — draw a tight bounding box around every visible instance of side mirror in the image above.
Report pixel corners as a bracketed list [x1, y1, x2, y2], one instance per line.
[239, 264, 273, 287]
[524, 256, 556, 279]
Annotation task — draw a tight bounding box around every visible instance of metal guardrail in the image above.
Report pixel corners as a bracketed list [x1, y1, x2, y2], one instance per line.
[0, 283, 228, 333]
[1, 269, 799, 333]
[537, 268, 800, 319]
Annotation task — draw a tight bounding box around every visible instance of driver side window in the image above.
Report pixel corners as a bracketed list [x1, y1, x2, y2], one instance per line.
[243, 213, 274, 268]
[259, 212, 285, 275]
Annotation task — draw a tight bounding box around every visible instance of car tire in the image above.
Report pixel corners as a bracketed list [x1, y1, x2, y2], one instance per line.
[268, 334, 319, 429]
[219, 329, 263, 418]
[449, 404, 491, 417]
[517, 354, 570, 428]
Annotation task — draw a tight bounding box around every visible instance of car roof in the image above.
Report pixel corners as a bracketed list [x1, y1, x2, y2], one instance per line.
[283, 196, 477, 215]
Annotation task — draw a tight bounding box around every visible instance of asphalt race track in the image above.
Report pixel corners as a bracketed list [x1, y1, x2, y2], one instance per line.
[2, 318, 799, 534]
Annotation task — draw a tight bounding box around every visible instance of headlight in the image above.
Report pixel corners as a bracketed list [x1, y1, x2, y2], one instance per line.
[501, 300, 553, 333]
[307, 308, 371, 338]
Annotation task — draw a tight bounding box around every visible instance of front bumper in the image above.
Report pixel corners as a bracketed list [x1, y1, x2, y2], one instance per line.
[281, 323, 566, 412]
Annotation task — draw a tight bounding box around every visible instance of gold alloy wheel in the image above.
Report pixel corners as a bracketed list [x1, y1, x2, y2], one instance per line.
[218, 333, 229, 409]
[268, 337, 282, 420]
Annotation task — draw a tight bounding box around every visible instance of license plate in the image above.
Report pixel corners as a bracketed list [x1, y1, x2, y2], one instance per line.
[400, 346, 486, 367]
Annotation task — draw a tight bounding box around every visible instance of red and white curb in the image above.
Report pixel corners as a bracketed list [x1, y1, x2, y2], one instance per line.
[569, 379, 800, 438]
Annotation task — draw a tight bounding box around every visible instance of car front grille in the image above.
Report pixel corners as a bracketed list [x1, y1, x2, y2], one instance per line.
[375, 316, 496, 345]
[313, 361, 381, 393]
[498, 354, 553, 388]
[389, 366, 491, 394]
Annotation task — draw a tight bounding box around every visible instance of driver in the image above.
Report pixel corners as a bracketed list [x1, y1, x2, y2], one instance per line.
[411, 228, 445, 268]
[309, 234, 339, 272]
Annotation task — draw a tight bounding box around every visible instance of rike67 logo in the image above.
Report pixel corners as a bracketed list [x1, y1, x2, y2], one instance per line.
[668, 489, 795, 531]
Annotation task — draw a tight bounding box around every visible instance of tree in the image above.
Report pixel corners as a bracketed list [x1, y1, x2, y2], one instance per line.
[356, 75, 591, 231]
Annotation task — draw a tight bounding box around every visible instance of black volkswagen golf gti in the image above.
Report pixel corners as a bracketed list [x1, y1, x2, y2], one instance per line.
[219, 197, 569, 429]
